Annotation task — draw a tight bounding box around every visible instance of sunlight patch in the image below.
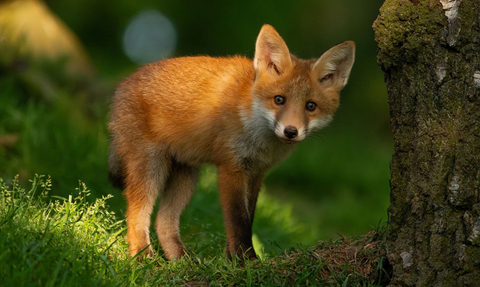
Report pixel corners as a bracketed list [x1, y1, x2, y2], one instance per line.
[252, 233, 264, 259]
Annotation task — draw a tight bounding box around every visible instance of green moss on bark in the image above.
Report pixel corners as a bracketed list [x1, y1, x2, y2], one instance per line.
[375, 0, 445, 69]
[374, 0, 480, 285]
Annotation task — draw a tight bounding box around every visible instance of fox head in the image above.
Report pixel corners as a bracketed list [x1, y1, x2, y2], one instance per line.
[251, 25, 355, 144]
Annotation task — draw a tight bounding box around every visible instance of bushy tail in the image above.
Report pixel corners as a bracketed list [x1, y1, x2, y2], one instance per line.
[108, 144, 125, 189]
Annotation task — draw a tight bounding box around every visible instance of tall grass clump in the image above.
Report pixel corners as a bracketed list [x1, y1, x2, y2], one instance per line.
[0, 174, 126, 286]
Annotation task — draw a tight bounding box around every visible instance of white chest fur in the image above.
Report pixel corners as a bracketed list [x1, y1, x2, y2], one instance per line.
[234, 99, 294, 170]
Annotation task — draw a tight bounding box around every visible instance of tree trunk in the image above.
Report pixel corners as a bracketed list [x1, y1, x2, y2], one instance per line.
[374, 0, 480, 285]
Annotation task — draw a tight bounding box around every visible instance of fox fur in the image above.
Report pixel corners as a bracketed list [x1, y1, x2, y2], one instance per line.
[108, 24, 355, 260]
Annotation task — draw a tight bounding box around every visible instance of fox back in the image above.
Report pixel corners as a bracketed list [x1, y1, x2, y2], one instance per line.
[108, 25, 355, 260]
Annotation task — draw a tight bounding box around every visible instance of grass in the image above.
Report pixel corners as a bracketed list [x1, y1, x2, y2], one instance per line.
[0, 175, 390, 286]
[0, 41, 392, 285]
[0, 73, 391, 248]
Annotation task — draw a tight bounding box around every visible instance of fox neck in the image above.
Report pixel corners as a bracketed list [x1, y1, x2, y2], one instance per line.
[235, 98, 294, 170]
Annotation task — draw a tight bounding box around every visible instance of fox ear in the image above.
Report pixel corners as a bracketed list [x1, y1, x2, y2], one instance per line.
[254, 25, 292, 76]
[312, 41, 355, 91]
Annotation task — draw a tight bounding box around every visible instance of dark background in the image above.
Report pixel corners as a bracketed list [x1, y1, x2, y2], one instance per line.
[0, 0, 390, 255]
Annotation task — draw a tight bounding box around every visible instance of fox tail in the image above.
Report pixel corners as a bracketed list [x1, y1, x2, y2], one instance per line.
[108, 143, 125, 189]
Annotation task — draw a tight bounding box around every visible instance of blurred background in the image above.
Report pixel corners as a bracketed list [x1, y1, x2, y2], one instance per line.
[0, 0, 390, 256]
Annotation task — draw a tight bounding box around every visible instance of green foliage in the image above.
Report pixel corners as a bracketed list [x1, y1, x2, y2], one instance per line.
[0, 0, 392, 252]
[0, 68, 122, 209]
[0, 176, 388, 286]
[0, 1, 393, 283]
[0, 71, 391, 250]
[0, 76, 390, 251]
[0, 175, 124, 286]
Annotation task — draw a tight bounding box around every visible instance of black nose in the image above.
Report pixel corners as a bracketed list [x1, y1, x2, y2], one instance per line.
[284, 126, 298, 139]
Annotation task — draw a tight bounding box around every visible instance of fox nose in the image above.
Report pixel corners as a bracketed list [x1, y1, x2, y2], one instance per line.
[284, 126, 298, 139]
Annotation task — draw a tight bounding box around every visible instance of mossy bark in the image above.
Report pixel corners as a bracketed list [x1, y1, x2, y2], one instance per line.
[374, 0, 480, 285]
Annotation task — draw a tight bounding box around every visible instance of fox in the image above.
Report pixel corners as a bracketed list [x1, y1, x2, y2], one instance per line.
[108, 24, 355, 260]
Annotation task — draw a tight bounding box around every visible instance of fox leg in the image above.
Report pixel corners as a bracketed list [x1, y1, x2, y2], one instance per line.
[124, 151, 171, 258]
[155, 163, 199, 260]
[218, 165, 263, 260]
[247, 174, 264, 227]
[224, 171, 264, 259]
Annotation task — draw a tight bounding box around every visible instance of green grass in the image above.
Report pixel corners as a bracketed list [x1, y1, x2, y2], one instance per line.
[0, 74, 391, 247]
[0, 46, 392, 285]
[0, 175, 389, 286]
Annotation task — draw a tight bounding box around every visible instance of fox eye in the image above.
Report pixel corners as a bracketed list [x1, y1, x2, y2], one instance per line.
[274, 95, 286, 105]
[306, 101, 317, 112]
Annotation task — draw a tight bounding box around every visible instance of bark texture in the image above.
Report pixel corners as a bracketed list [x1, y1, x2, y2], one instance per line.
[374, 0, 480, 285]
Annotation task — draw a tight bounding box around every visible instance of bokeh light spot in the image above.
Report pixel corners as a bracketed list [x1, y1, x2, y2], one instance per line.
[122, 10, 177, 65]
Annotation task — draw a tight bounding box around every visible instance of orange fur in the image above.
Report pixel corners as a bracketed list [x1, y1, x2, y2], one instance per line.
[108, 25, 355, 260]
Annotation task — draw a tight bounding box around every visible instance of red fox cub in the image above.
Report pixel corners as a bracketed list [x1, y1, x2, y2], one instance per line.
[109, 24, 355, 260]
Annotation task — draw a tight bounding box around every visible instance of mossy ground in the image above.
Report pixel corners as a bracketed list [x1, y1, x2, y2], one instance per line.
[0, 175, 390, 286]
